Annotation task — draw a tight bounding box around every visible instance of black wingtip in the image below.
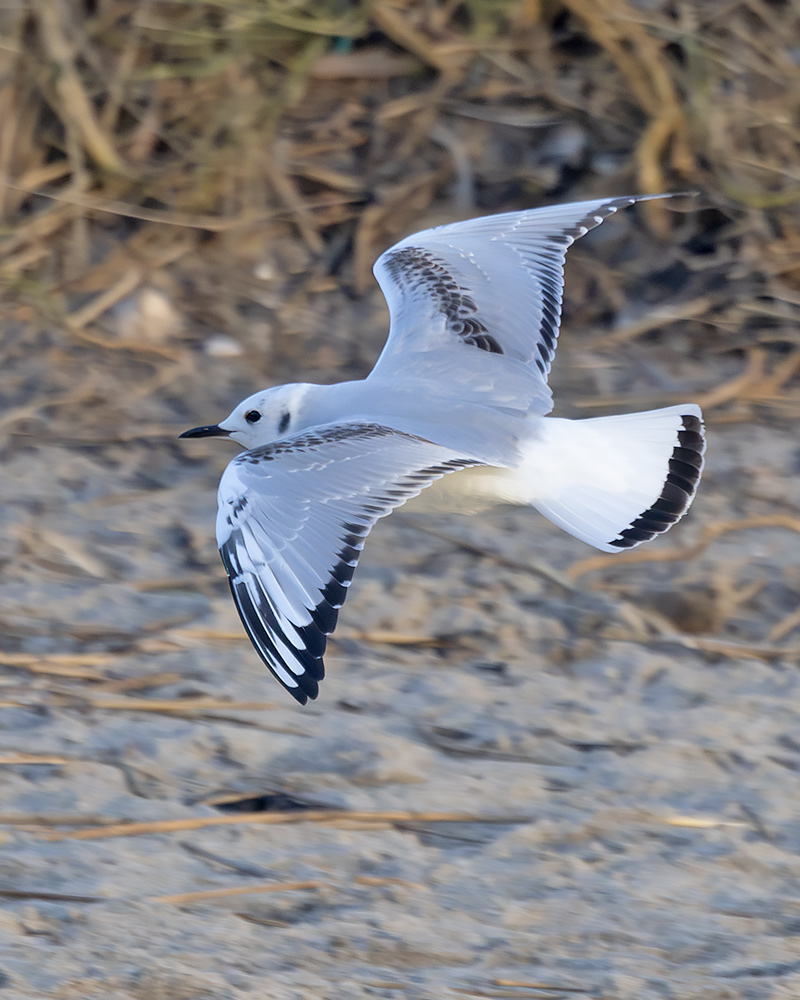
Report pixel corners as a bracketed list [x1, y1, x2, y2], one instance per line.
[287, 681, 316, 705]
[225, 575, 324, 706]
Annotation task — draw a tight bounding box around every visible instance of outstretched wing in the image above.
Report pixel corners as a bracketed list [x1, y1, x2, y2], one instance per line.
[216, 423, 478, 704]
[370, 194, 677, 393]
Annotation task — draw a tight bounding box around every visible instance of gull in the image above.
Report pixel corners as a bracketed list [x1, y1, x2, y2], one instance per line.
[181, 194, 705, 704]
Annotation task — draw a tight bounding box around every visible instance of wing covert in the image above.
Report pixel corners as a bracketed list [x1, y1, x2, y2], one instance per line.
[216, 423, 478, 704]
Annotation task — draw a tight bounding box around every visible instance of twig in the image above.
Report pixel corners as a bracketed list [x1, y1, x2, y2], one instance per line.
[0, 653, 112, 679]
[492, 981, 590, 994]
[566, 515, 800, 580]
[4, 182, 362, 231]
[90, 672, 184, 695]
[0, 889, 104, 903]
[154, 873, 427, 907]
[153, 881, 321, 905]
[34, 809, 536, 842]
[664, 815, 746, 829]
[33, 0, 127, 174]
[0, 753, 75, 765]
[29, 693, 280, 715]
[588, 294, 721, 347]
[64, 268, 143, 333]
[263, 142, 325, 254]
[767, 604, 800, 643]
[649, 634, 800, 662]
[335, 628, 453, 648]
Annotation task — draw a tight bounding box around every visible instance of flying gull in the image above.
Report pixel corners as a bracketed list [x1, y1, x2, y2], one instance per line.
[181, 194, 705, 704]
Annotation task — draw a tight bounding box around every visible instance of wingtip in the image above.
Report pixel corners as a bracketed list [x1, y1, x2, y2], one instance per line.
[625, 191, 700, 207]
[295, 669, 321, 704]
[287, 683, 312, 706]
[224, 572, 325, 705]
[637, 191, 700, 199]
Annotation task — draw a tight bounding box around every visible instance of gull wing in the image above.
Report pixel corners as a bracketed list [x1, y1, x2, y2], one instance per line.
[370, 194, 675, 391]
[216, 423, 478, 704]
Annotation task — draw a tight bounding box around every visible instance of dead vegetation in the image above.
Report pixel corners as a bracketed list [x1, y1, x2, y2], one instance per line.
[1, 0, 799, 374]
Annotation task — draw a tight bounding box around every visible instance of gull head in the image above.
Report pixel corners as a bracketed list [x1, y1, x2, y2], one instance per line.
[180, 383, 312, 450]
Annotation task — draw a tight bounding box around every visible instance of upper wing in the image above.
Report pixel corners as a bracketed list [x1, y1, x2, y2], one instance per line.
[370, 194, 676, 389]
[216, 423, 478, 704]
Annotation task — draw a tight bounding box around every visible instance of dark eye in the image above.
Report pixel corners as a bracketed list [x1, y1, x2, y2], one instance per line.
[245, 410, 261, 424]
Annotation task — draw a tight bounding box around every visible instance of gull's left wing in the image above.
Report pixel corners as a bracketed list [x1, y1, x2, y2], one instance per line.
[216, 423, 479, 704]
[370, 194, 678, 395]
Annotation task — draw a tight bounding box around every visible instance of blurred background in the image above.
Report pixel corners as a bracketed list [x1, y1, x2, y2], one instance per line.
[3, 1, 800, 998]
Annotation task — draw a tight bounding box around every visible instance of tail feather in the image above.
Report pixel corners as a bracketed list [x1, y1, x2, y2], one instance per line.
[514, 405, 705, 552]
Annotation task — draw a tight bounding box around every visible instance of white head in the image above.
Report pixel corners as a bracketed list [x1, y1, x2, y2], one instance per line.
[180, 383, 312, 449]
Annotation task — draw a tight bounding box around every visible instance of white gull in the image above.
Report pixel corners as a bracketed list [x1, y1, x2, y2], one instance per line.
[181, 195, 705, 703]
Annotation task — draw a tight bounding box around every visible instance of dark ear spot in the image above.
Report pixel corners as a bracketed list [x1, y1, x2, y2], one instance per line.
[278, 411, 290, 434]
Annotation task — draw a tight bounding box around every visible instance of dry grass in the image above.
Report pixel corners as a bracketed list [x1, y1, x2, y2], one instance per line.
[32, 808, 538, 841]
[1, 0, 798, 378]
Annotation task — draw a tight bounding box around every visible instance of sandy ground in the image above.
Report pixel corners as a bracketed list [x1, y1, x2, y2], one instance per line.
[3, 210, 800, 1000]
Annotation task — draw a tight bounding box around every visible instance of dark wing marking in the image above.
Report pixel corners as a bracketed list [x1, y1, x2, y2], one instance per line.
[608, 414, 705, 549]
[382, 247, 504, 355]
[372, 194, 683, 383]
[216, 423, 478, 704]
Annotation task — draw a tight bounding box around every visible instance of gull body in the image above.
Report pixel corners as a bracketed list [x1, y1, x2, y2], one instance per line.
[181, 195, 705, 704]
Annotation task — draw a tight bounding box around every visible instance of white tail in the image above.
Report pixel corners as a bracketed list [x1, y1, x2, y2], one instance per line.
[503, 405, 705, 552]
